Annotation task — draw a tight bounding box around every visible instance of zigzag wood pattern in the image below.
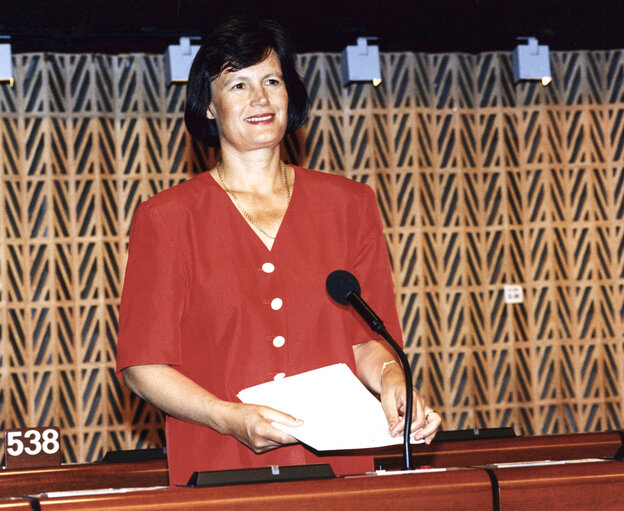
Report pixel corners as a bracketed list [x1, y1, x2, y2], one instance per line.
[0, 49, 623, 462]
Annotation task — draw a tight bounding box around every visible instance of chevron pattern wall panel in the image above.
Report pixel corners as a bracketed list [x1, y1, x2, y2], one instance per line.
[1, 49, 623, 462]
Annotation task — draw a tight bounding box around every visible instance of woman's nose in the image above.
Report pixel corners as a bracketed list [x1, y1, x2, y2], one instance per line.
[250, 85, 269, 106]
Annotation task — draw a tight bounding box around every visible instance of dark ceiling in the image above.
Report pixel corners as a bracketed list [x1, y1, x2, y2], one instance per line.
[2, 0, 624, 54]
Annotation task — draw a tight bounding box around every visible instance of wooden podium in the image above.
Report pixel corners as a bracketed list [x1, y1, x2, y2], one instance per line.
[1, 432, 622, 510]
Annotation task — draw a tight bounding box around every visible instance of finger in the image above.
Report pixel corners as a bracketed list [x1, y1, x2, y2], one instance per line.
[249, 417, 299, 452]
[409, 395, 427, 432]
[260, 406, 303, 428]
[414, 411, 442, 444]
[380, 389, 401, 436]
[251, 435, 293, 453]
[389, 416, 406, 437]
[410, 403, 427, 434]
[260, 408, 303, 445]
[394, 406, 424, 437]
[265, 423, 300, 445]
[390, 390, 426, 437]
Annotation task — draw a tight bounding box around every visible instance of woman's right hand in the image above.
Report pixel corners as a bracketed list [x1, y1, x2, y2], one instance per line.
[217, 402, 302, 453]
[122, 365, 302, 453]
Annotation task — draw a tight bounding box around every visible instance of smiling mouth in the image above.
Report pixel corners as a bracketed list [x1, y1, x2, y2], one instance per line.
[245, 114, 275, 123]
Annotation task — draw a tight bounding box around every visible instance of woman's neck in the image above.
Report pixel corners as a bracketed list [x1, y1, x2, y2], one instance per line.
[218, 148, 283, 194]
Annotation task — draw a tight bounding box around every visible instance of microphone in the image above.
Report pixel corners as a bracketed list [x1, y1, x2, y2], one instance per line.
[326, 270, 415, 471]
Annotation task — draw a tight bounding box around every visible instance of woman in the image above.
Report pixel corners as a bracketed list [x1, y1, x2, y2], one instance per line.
[116, 17, 440, 486]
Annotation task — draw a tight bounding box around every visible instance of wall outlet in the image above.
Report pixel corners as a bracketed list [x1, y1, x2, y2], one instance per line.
[504, 285, 523, 304]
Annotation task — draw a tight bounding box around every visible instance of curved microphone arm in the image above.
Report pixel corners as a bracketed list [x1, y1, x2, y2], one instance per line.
[345, 291, 414, 471]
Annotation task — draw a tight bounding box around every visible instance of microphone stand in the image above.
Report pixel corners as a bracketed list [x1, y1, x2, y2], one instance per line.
[345, 292, 414, 471]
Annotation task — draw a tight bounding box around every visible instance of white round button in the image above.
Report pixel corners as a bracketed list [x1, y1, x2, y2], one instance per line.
[262, 262, 275, 273]
[271, 298, 283, 310]
[274, 372, 286, 380]
[272, 336, 286, 348]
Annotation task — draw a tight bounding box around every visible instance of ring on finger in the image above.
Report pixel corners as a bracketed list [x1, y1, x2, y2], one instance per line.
[425, 409, 436, 422]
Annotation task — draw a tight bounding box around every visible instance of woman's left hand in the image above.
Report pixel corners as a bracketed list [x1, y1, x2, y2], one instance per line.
[380, 363, 441, 444]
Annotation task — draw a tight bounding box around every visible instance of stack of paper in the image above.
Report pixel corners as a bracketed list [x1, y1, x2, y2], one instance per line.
[237, 363, 423, 451]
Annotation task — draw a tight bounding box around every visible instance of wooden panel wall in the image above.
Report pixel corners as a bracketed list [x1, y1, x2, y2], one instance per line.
[0, 50, 623, 462]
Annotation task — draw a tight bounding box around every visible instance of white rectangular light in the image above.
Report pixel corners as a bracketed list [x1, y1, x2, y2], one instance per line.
[512, 37, 552, 86]
[164, 37, 200, 85]
[0, 42, 14, 87]
[341, 37, 382, 87]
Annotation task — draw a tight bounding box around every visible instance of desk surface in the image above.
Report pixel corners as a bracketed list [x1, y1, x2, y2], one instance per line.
[0, 458, 168, 498]
[0, 500, 32, 510]
[21, 460, 624, 511]
[493, 459, 624, 511]
[35, 469, 494, 511]
[374, 430, 623, 470]
[1, 432, 622, 510]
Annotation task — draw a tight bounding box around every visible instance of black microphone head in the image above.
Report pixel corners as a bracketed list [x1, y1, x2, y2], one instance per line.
[326, 270, 361, 305]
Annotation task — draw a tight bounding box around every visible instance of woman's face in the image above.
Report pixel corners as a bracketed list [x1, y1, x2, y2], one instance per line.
[207, 50, 289, 154]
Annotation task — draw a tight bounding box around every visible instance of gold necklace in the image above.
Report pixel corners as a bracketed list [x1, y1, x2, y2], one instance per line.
[216, 160, 291, 240]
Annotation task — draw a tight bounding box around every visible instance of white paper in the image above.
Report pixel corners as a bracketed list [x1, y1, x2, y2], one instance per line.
[237, 363, 423, 451]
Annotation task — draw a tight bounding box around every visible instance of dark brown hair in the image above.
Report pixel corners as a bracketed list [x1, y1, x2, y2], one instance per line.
[184, 17, 309, 147]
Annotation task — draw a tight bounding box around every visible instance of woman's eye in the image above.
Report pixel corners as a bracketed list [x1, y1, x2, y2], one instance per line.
[266, 78, 281, 86]
[232, 83, 245, 90]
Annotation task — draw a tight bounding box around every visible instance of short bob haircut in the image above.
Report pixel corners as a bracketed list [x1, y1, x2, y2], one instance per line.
[184, 17, 309, 148]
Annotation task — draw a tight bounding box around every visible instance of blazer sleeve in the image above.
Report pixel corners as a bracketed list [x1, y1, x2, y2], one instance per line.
[349, 184, 404, 347]
[116, 202, 187, 375]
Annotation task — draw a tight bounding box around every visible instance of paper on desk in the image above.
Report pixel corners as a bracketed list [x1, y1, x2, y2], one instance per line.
[237, 363, 423, 451]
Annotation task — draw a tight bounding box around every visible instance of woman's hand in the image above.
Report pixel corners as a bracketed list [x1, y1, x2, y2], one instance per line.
[353, 341, 441, 445]
[216, 401, 302, 453]
[380, 363, 441, 444]
[122, 364, 301, 453]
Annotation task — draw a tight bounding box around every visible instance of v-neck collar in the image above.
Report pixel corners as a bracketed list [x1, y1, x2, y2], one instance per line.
[201, 165, 298, 253]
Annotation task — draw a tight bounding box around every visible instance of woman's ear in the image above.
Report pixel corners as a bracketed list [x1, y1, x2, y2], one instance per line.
[206, 104, 216, 120]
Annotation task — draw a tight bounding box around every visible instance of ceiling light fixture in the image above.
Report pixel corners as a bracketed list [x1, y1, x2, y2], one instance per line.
[341, 37, 382, 87]
[164, 37, 200, 86]
[512, 37, 552, 86]
[0, 38, 14, 87]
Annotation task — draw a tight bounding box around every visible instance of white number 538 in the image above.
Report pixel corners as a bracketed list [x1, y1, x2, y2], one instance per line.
[6, 428, 60, 456]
